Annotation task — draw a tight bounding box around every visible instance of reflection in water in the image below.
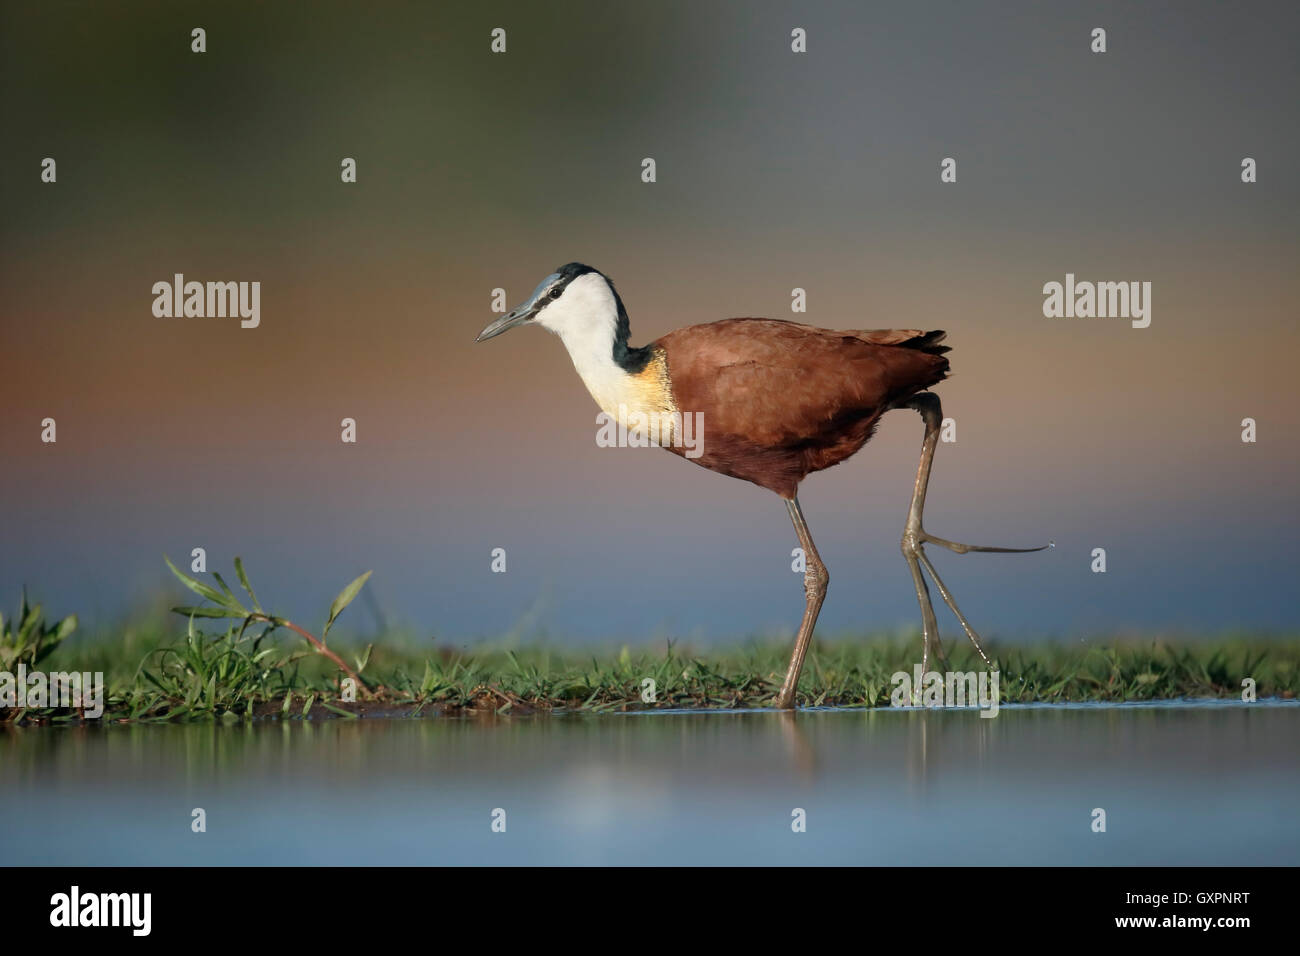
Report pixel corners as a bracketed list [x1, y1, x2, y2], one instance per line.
[779, 711, 815, 778]
[1, 702, 1297, 865]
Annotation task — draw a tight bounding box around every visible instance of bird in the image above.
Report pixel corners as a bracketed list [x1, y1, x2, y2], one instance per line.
[477, 262, 1045, 709]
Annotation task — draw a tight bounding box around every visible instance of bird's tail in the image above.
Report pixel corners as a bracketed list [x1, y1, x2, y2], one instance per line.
[847, 328, 950, 355]
[895, 329, 950, 355]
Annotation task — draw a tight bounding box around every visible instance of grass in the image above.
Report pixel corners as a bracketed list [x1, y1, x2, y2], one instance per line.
[1, 559, 1297, 723]
[8, 628, 1298, 724]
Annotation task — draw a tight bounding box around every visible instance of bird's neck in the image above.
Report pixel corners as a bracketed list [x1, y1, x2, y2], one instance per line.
[552, 303, 669, 421]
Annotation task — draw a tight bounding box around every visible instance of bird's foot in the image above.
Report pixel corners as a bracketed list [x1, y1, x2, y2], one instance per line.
[918, 531, 1051, 556]
[903, 528, 1049, 667]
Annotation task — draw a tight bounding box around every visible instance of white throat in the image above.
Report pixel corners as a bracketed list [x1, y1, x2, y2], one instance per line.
[536, 273, 631, 413]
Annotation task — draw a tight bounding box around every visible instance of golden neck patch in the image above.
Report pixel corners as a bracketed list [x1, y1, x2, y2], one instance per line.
[585, 347, 677, 443]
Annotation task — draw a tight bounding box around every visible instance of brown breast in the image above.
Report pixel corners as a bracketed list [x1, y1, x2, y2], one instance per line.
[653, 318, 950, 498]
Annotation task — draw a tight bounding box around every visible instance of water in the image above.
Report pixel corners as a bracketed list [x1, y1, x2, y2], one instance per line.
[2, 701, 1297, 866]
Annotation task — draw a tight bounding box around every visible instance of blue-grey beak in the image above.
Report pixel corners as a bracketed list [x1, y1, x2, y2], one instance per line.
[476, 273, 560, 342]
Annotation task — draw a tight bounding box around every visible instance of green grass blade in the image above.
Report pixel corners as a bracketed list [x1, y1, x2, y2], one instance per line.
[323, 570, 372, 638]
[233, 556, 263, 612]
[164, 555, 240, 611]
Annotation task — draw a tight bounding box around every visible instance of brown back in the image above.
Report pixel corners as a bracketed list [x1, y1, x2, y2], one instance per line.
[654, 318, 949, 496]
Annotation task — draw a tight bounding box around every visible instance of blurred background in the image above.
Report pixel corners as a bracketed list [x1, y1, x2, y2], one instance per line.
[1, 0, 1296, 645]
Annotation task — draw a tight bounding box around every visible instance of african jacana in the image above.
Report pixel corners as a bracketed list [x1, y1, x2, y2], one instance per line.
[477, 263, 1044, 709]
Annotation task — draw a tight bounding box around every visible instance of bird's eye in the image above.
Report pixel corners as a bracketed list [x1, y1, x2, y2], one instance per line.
[548, 288, 562, 299]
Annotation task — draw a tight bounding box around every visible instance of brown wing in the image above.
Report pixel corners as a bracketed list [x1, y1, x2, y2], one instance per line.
[655, 318, 949, 448]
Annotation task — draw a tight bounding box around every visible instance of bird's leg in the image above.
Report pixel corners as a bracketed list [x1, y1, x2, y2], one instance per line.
[904, 529, 945, 679]
[900, 393, 1047, 668]
[899, 396, 948, 679]
[774, 496, 828, 710]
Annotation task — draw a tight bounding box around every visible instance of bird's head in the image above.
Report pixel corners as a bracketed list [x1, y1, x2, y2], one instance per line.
[476, 262, 621, 344]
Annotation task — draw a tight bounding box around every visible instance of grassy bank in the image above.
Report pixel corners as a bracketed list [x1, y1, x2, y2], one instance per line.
[4, 625, 1296, 724]
[2, 561, 1296, 723]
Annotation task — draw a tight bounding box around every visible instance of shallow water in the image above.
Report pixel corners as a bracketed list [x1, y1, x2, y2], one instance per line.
[2, 701, 1297, 865]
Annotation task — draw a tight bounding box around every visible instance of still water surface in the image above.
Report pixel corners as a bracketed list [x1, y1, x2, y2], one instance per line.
[2, 701, 1296, 865]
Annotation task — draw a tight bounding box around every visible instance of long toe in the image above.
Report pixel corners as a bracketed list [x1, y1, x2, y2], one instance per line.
[921, 531, 1051, 555]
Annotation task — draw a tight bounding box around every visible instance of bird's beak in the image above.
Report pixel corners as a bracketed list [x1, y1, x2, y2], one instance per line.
[476, 274, 559, 342]
[475, 306, 534, 342]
